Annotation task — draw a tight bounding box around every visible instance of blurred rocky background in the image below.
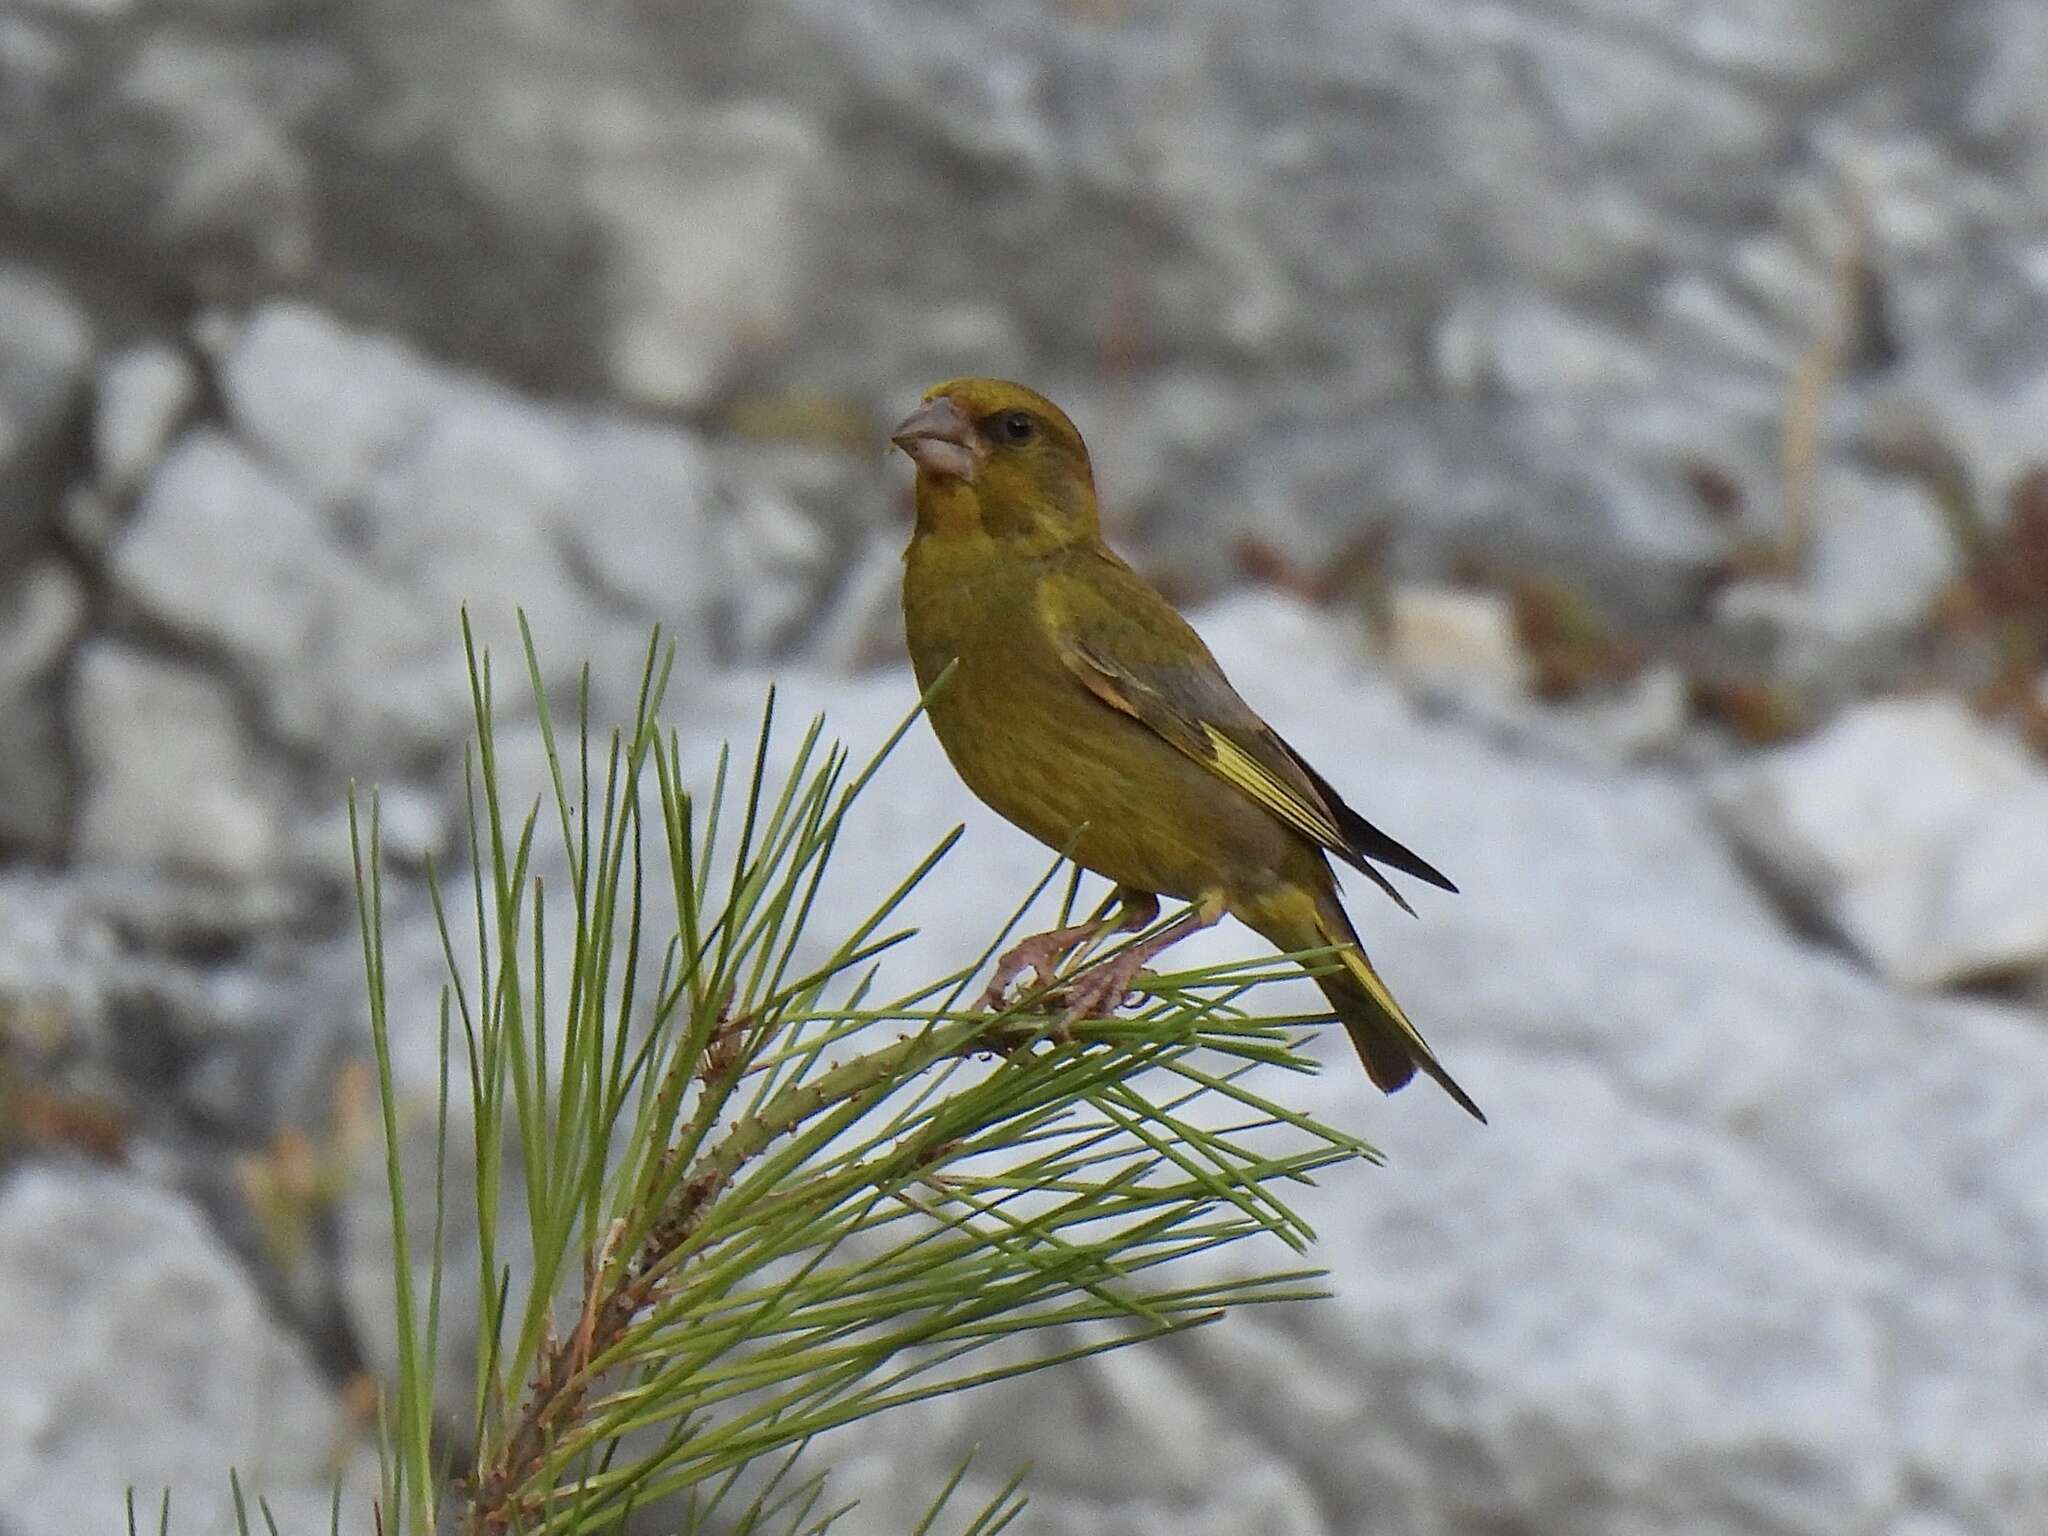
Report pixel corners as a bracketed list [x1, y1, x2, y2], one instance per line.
[4, 0, 2048, 1532]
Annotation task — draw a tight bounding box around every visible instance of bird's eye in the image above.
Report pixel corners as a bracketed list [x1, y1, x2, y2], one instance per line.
[999, 410, 1035, 444]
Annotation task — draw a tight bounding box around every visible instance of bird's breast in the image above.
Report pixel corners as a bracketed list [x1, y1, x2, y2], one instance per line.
[901, 544, 1290, 901]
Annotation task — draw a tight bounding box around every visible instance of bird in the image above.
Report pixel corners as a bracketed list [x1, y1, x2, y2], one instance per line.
[892, 378, 1482, 1122]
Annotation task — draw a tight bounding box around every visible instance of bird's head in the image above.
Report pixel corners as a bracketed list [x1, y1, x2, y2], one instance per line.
[891, 378, 1099, 548]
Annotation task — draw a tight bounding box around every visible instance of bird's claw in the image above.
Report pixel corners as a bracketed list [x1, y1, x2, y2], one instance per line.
[980, 892, 1164, 1016]
[1048, 957, 1155, 1023]
[979, 963, 1052, 1014]
[981, 924, 1097, 1013]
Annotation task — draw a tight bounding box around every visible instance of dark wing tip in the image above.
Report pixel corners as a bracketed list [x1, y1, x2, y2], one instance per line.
[1411, 859, 1459, 895]
[1428, 1064, 1488, 1123]
[1345, 812, 1457, 893]
[1279, 741, 1459, 895]
[1352, 858, 1419, 918]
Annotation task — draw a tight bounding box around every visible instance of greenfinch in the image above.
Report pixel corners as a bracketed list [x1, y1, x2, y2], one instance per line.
[893, 379, 1481, 1121]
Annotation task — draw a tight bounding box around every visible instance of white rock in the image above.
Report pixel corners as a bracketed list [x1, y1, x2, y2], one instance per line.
[1469, 660, 1697, 771]
[113, 430, 328, 682]
[0, 1166, 370, 1534]
[94, 341, 199, 497]
[1384, 584, 1531, 694]
[1713, 468, 1959, 683]
[72, 643, 286, 882]
[116, 37, 317, 273]
[715, 476, 833, 657]
[1930, 787, 2048, 980]
[18, 0, 139, 17]
[105, 304, 740, 770]
[0, 873, 122, 1063]
[215, 304, 440, 507]
[809, 531, 908, 671]
[1891, 362, 2048, 522]
[587, 105, 824, 410]
[1570, 660, 1693, 763]
[358, 782, 446, 871]
[1432, 290, 1661, 397]
[1809, 473, 1959, 636]
[1709, 694, 2048, 987]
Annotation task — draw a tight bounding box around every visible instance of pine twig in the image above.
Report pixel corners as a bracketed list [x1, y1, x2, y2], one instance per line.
[465, 1024, 981, 1531]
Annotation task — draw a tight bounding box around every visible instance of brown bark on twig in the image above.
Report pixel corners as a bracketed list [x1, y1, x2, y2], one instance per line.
[459, 1024, 973, 1533]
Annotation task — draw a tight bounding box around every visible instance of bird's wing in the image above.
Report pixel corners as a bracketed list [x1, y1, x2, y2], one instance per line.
[1039, 557, 1454, 908]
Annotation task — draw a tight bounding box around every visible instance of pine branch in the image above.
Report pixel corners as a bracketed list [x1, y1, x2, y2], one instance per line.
[350, 616, 1376, 1536]
[469, 1020, 992, 1531]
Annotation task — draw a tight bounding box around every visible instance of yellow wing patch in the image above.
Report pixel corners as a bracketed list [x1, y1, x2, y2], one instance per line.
[1197, 724, 1350, 850]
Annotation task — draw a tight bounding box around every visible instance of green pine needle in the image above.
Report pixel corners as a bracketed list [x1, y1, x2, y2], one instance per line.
[346, 615, 1378, 1536]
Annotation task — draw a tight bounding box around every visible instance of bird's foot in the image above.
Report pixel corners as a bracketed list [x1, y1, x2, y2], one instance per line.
[979, 923, 1097, 1012]
[1047, 890, 1223, 1024]
[978, 891, 1160, 1012]
[1049, 949, 1157, 1023]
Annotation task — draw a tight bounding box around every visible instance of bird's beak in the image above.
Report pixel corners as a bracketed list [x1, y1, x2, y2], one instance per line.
[890, 396, 981, 483]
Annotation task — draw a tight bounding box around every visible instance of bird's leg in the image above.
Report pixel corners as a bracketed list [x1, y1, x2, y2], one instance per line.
[1052, 891, 1227, 1023]
[980, 888, 1160, 1011]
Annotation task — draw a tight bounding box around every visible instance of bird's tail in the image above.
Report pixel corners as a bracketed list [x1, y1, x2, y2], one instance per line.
[1239, 884, 1485, 1123]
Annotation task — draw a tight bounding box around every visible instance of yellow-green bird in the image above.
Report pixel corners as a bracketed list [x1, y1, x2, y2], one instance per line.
[892, 378, 1482, 1121]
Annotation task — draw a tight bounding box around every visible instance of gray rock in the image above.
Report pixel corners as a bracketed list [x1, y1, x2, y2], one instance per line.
[1871, 361, 2048, 530]
[0, 12, 72, 88]
[94, 341, 201, 499]
[654, 592, 2048, 1536]
[210, 304, 444, 511]
[1713, 467, 1961, 691]
[112, 430, 329, 689]
[0, 267, 92, 571]
[1433, 659, 1702, 772]
[1384, 584, 1530, 696]
[59, 482, 121, 555]
[0, 1165, 371, 1534]
[1968, 0, 2048, 200]
[809, 530, 909, 672]
[113, 35, 329, 276]
[17, 1, 2048, 1523]
[1559, 662, 1696, 766]
[587, 103, 828, 409]
[332, 781, 446, 875]
[71, 641, 287, 885]
[0, 872, 286, 1125]
[12, 0, 2048, 623]
[299, 591, 2048, 1535]
[103, 305, 749, 778]
[16, 0, 141, 18]
[336, 1078, 522, 1447]
[711, 453, 838, 658]
[1430, 290, 1662, 399]
[0, 873, 121, 1077]
[0, 560, 84, 856]
[1220, 397, 1732, 627]
[1709, 694, 2048, 989]
[768, 0, 1826, 603]
[716, 434, 909, 655]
